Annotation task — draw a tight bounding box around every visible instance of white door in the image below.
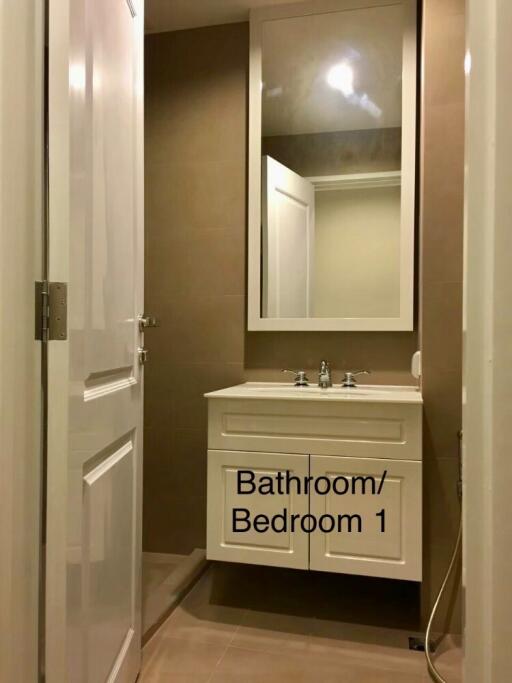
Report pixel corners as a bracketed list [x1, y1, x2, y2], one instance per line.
[46, 1, 144, 681]
[262, 155, 315, 318]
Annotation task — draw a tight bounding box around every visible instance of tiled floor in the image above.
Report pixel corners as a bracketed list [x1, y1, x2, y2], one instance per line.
[142, 553, 185, 604]
[140, 564, 462, 682]
[142, 550, 207, 637]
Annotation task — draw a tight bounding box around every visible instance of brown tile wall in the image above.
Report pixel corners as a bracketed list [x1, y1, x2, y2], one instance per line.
[419, 0, 465, 633]
[144, 1, 465, 634]
[144, 24, 248, 554]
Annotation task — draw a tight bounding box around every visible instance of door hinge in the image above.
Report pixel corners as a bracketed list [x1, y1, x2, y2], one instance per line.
[125, 0, 137, 17]
[138, 347, 149, 365]
[35, 281, 68, 341]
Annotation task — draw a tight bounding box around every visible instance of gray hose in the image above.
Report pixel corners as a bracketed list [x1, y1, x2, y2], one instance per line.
[424, 516, 462, 682]
[425, 430, 463, 682]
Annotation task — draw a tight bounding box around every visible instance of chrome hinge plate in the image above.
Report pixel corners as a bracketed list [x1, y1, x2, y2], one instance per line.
[35, 281, 68, 341]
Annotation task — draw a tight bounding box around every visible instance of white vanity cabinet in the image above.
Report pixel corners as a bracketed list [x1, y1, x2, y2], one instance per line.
[205, 383, 423, 582]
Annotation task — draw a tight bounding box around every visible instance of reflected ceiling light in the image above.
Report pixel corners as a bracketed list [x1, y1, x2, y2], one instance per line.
[326, 63, 354, 96]
[359, 93, 382, 119]
[266, 86, 283, 98]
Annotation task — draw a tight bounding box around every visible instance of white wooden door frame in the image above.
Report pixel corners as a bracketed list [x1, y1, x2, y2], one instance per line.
[463, 0, 512, 680]
[0, 1, 45, 681]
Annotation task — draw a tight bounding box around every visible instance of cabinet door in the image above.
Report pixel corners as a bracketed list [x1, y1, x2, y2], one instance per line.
[310, 455, 422, 581]
[207, 450, 309, 569]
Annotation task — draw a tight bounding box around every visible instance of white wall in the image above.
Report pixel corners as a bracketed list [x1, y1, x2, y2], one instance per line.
[0, 2, 44, 680]
[314, 186, 401, 318]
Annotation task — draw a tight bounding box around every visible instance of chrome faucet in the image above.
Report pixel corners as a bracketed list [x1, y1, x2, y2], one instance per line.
[282, 369, 310, 387]
[318, 360, 332, 389]
[341, 370, 371, 388]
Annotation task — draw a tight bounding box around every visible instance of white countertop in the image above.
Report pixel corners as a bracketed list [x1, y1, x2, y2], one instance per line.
[205, 382, 423, 405]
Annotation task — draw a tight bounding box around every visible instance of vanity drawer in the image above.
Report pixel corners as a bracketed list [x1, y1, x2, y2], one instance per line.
[207, 398, 422, 461]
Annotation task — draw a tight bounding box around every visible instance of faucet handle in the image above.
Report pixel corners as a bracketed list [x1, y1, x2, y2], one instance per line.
[282, 369, 309, 387]
[341, 370, 371, 388]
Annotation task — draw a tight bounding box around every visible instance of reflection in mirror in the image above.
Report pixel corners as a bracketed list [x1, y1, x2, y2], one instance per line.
[258, 3, 409, 323]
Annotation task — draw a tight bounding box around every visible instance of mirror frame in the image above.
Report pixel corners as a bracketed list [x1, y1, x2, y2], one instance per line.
[248, 0, 417, 331]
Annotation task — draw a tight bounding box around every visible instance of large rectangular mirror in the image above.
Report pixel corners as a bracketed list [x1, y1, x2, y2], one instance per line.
[248, 0, 417, 331]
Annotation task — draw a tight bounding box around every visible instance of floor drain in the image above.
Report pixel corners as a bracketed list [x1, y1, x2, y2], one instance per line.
[409, 636, 436, 652]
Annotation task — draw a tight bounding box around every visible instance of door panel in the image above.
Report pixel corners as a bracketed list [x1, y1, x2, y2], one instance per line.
[262, 155, 315, 318]
[46, 0, 144, 681]
[87, 0, 138, 378]
[309, 455, 422, 581]
[83, 437, 135, 683]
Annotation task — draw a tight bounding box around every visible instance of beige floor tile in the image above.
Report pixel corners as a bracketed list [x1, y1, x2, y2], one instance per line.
[423, 668, 461, 683]
[309, 619, 425, 673]
[210, 646, 426, 683]
[156, 600, 243, 646]
[154, 570, 244, 646]
[209, 646, 314, 683]
[142, 554, 183, 601]
[139, 673, 211, 683]
[142, 635, 227, 678]
[230, 610, 312, 654]
[330, 660, 424, 683]
[142, 631, 164, 670]
[305, 636, 424, 681]
[140, 569, 463, 683]
[423, 635, 463, 681]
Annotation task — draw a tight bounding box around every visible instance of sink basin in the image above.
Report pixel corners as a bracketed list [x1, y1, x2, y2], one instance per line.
[233, 383, 372, 396]
[205, 382, 422, 404]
